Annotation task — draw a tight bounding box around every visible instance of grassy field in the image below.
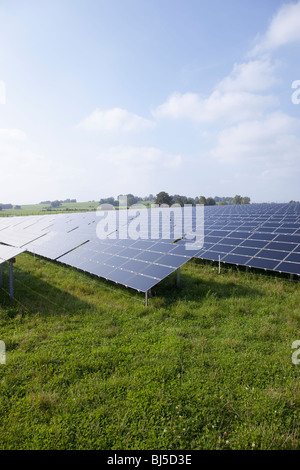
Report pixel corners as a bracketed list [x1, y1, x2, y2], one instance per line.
[0, 200, 153, 217]
[0, 201, 100, 216]
[0, 253, 299, 450]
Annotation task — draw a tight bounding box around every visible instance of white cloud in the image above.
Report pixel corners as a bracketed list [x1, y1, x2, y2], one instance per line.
[91, 145, 182, 196]
[0, 128, 27, 140]
[76, 107, 156, 133]
[98, 145, 181, 170]
[0, 129, 80, 204]
[250, 1, 300, 56]
[153, 54, 279, 126]
[0, 80, 5, 104]
[218, 58, 278, 93]
[210, 111, 300, 165]
[153, 90, 278, 125]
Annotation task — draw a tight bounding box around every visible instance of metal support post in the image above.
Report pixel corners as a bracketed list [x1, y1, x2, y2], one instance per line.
[9, 261, 14, 299]
[176, 267, 181, 287]
[145, 290, 148, 307]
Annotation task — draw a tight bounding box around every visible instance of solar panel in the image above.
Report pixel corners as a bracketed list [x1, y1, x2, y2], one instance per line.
[0, 203, 299, 295]
[0, 245, 25, 264]
[190, 203, 300, 276]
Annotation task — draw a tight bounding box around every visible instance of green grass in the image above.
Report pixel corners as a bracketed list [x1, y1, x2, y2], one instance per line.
[0, 201, 101, 216]
[0, 200, 152, 216]
[0, 254, 299, 450]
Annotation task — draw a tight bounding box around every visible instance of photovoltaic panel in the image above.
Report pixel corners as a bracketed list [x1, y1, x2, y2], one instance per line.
[276, 261, 300, 275]
[190, 203, 300, 276]
[0, 203, 300, 293]
[0, 245, 25, 264]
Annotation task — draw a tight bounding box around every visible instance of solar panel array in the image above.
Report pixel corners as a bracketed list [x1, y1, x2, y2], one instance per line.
[0, 245, 25, 265]
[0, 203, 299, 294]
[181, 203, 300, 276]
[0, 209, 193, 292]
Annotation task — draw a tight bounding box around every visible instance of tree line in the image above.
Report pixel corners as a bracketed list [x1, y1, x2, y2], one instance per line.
[153, 192, 251, 206]
[98, 193, 252, 207]
[39, 198, 77, 207]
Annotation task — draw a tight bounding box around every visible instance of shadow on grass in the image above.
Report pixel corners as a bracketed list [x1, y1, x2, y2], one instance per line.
[0, 261, 92, 318]
[0, 253, 264, 315]
[150, 266, 263, 307]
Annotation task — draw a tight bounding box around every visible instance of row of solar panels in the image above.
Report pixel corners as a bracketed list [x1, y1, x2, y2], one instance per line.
[0, 204, 299, 293]
[182, 203, 300, 275]
[0, 209, 195, 292]
[0, 245, 25, 265]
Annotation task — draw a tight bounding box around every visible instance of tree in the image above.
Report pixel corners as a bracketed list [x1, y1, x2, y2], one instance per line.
[172, 195, 187, 206]
[186, 197, 195, 205]
[206, 197, 216, 206]
[241, 196, 251, 204]
[155, 191, 173, 205]
[99, 197, 116, 206]
[232, 195, 242, 205]
[126, 194, 139, 206]
[198, 196, 207, 205]
[51, 200, 61, 208]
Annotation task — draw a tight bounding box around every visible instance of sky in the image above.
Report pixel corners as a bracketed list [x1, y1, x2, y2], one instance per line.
[0, 0, 300, 204]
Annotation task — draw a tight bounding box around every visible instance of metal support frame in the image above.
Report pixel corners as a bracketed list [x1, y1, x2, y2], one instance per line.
[145, 290, 148, 307]
[9, 261, 14, 299]
[0, 258, 16, 299]
[176, 267, 181, 287]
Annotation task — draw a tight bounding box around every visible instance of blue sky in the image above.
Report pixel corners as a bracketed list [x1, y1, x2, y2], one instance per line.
[0, 0, 300, 204]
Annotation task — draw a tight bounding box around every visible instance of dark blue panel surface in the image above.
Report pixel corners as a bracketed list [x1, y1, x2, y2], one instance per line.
[104, 255, 128, 267]
[275, 234, 300, 244]
[120, 259, 150, 273]
[249, 233, 276, 241]
[79, 260, 114, 277]
[276, 261, 300, 275]
[141, 264, 174, 279]
[125, 274, 160, 292]
[256, 249, 288, 261]
[117, 247, 142, 258]
[91, 252, 114, 263]
[217, 237, 241, 246]
[284, 252, 300, 263]
[265, 241, 296, 252]
[155, 253, 188, 268]
[240, 239, 268, 249]
[246, 258, 279, 270]
[231, 246, 260, 256]
[105, 268, 134, 283]
[222, 253, 251, 264]
[135, 250, 163, 262]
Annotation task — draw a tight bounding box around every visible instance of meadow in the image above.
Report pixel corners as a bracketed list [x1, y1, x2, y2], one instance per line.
[0, 200, 152, 217]
[0, 251, 299, 450]
[0, 201, 100, 216]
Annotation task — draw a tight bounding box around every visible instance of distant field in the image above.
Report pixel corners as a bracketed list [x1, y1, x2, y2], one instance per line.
[0, 201, 152, 217]
[0, 201, 100, 216]
[0, 254, 299, 450]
